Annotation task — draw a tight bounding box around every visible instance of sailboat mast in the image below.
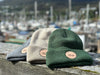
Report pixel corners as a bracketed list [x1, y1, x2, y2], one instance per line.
[69, 0, 72, 19]
[34, 1, 37, 20]
[50, 6, 53, 23]
[86, 4, 89, 26]
[99, 1, 100, 22]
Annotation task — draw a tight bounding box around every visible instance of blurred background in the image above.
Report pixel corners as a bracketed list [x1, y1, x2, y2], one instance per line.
[0, 0, 100, 53]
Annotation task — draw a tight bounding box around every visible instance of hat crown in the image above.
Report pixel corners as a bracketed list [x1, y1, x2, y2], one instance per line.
[49, 29, 83, 50]
[30, 28, 56, 45]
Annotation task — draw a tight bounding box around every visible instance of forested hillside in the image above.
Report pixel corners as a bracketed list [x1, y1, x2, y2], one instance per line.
[0, 0, 99, 11]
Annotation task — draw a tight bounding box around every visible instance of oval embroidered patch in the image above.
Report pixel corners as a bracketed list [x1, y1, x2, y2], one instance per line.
[65, 51, 76, 59]
[21, 47, 28, 53]
[40, 48, 47, 57]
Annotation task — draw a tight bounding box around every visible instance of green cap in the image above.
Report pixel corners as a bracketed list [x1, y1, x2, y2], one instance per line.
[46, 29, 93, 68]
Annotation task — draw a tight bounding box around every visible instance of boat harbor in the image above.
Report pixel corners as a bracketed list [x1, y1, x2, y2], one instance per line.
[0, 0, 100, 54]
[0, 0, 100, 75]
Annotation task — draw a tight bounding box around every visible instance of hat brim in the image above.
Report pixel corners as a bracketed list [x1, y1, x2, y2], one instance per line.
[27, 45, 46, 64]
[6, 38, 31, 61]
[46, 48, 93, 68]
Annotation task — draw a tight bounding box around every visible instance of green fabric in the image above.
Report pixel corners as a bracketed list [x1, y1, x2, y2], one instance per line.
[6, 39, 26, 44]
[46, 29, 93, 68]
[8, 39, 26, 42]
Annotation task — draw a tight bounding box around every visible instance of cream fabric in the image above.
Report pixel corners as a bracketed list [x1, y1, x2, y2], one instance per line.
[27, 28, 56, 64]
